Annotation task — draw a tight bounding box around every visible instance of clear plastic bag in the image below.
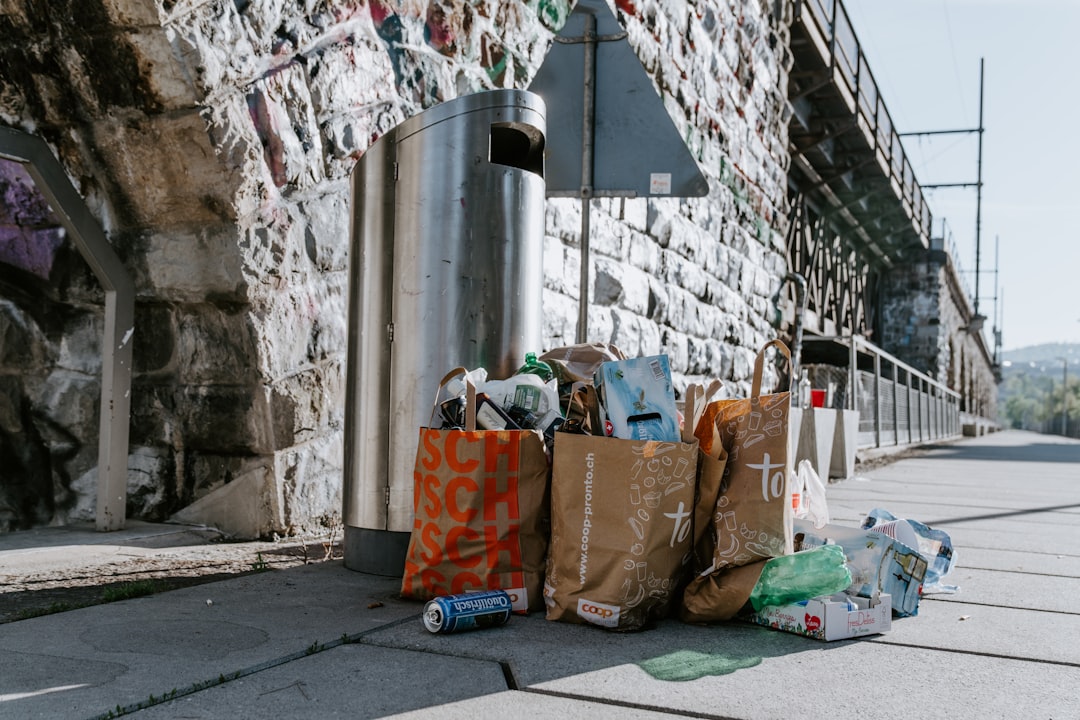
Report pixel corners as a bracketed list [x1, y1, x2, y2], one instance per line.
[792, 459, 830, 529]
[862, 508, 958, 594]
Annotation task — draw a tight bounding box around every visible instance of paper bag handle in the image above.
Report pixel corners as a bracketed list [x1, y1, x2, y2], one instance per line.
[683, 379, 724, 444]
[683, 385, 702, 444]
[751, 339, 792, 399]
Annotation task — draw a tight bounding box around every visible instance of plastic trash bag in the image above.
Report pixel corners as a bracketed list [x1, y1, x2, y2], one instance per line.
[749, 544, 852, 611]
[861, 508, 958, 594]
[792, 459, 830, 529]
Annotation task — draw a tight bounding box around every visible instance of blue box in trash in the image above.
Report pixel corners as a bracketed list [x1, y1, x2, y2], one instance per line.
[794, 519, 928, 617]
[594, 355, 680, 442]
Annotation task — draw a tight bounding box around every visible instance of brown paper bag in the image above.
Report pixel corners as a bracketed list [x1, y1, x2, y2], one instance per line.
[682, 383, 729, 587]
[544, 405, 699, 631]
[679, 345, 794, 622]
[400, 369, 551, 613]
[704, 340, 794, 571]
[680, 560, 767, 623]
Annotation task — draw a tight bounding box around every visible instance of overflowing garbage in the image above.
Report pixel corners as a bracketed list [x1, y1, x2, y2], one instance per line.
[402, 341, 958, 640]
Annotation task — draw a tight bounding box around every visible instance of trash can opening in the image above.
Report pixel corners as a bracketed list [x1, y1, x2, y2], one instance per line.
[490, 122, 544, 177]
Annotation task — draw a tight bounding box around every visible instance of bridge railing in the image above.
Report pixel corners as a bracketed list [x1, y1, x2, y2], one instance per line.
[803, 335, 962, 449]
[793, 0, 933, 245]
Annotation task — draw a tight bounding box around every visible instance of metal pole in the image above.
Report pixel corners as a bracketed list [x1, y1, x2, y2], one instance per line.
[873, 351, 882, 448]
[576, 13, 597, 344]
[992, 235, 1001, 364]
[1063, 358, 1069, 436]
[1, 127, 134, 532]
[920, 379, 927, 441]
[906, 370, 914, 443]
[974, 58, 985, 317]
[849, 337, 858, 413]
[892, 362, 899, 446]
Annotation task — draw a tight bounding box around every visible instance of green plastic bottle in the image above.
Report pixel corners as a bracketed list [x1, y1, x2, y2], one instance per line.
[748, 544, 852, 611]
[515, 352, 554, 382]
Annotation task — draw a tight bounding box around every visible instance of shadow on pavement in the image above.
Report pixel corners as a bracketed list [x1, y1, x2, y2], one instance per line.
[924, 502, 1080, 526]
[920, 440, 1080, 464]
[358, 599, 867, 690]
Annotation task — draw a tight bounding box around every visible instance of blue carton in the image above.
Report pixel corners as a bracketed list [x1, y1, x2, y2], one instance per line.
[794, 519, 928, 617]
[594, 355, 680, 442]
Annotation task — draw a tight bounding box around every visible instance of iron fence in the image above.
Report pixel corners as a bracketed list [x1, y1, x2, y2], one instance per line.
[803, 335, 962, 449]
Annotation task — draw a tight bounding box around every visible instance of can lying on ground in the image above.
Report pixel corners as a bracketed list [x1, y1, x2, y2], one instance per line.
[423, 590, 512, 634]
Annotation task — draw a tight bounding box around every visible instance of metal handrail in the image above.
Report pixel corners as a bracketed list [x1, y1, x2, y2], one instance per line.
[0, 125, 133, 531]
[803, 335, 961, 449]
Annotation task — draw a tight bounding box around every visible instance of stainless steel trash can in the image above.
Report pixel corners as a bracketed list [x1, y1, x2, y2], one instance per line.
[343, 90, 547, 575]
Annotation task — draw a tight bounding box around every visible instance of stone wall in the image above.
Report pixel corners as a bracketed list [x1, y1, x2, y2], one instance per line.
[0, 0, 792, 536]
[878, 250, 997, 418]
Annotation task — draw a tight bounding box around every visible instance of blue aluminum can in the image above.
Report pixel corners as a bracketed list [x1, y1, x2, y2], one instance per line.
[422, 590, 512, 634]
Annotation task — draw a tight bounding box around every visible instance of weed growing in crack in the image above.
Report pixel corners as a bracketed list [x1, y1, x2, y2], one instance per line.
[101, 580, 166, 603]
[251, 552, 271, 572]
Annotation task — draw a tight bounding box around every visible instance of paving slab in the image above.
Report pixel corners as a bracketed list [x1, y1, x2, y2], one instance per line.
[877, 598, 1080, 665]
[0, 521, 224, 576]
[2, 429, 1079, 720]
[959, 546, 1080, 576]
[379, 690, 680, 719]
[362, 612, 837, 688]
[924, 566, 1080, 613]
[125, 643, 509, 720]
[526, 639, 1078, 720]
[857, 518, 1080, 558]
[0, 564, 417, 719]
[824, 493, 1080, 524]
[0, 521, 222, 553]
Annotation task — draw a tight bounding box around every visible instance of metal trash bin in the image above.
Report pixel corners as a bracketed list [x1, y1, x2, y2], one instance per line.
[343, 90, 547, 575]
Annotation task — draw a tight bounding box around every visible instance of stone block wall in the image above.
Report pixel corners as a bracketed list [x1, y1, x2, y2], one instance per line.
[0, 0, 792, 536]
[878, 251, 997, 418]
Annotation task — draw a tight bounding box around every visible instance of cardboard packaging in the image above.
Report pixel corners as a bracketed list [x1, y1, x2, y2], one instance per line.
[794, 520, 928, 616]
[594, 355, 680, 442]
[744, 593, 892, 641]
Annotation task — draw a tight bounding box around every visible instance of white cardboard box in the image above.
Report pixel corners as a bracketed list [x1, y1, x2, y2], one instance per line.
[744, 593, 892, 641]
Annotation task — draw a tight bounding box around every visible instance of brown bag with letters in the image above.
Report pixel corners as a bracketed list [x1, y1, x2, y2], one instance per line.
[679, 340, 794, 622]
[544, 385, 700, 631]
[400, 369, 550, 613]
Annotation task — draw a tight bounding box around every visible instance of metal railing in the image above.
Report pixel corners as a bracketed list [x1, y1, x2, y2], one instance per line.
[803, 335, 961, 449]
[1, 126, 134, 531]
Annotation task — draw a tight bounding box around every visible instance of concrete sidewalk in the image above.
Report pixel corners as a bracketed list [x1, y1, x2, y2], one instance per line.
[1, 429, 1078, 719]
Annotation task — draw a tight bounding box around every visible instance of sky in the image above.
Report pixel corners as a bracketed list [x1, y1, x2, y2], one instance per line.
[839, 0, 1080, 351]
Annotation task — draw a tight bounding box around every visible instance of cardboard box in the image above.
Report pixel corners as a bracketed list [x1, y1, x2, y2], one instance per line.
[594, 355, 680, 442]
[744, 593, 892, 641]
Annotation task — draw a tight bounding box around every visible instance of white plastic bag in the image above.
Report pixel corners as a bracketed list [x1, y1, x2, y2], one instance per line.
[477, 374, 562, 432]
[792, 459, 829, 528]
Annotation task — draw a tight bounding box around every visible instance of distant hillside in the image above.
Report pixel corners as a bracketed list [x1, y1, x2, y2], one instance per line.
[998, 343, 1079, 436]
[1001, 343, 1080, 369]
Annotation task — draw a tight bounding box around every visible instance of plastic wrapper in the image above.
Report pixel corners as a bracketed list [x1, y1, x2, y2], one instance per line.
[862, 508, 958, 594]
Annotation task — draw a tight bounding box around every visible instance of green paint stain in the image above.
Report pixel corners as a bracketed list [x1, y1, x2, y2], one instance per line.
[536, 0, 570, 31]
[485, 55, 508, 84]
[638, 650, 762, 682]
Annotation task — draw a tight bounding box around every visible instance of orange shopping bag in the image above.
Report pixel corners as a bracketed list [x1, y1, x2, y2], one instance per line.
[400, 369, 551, 613]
